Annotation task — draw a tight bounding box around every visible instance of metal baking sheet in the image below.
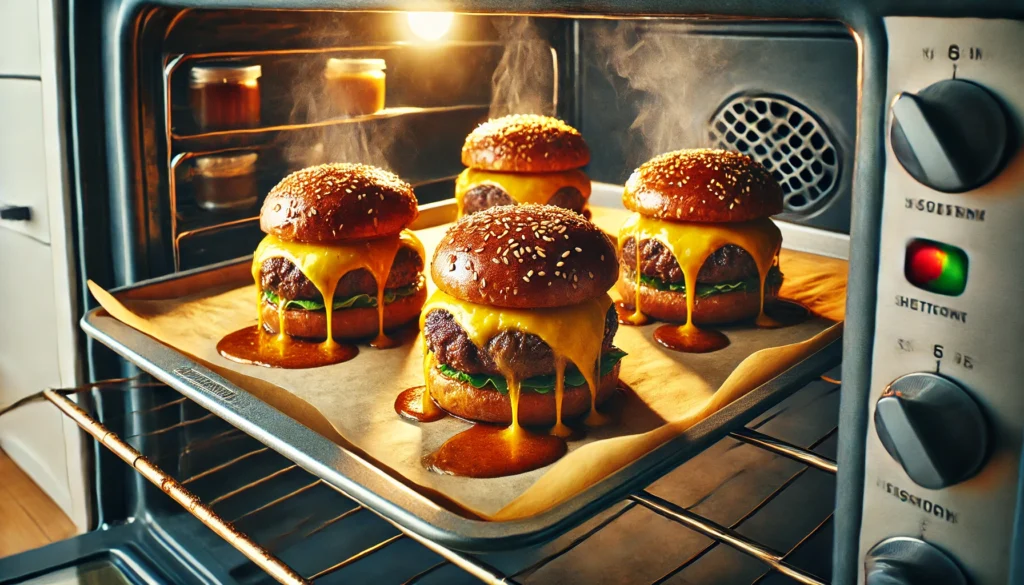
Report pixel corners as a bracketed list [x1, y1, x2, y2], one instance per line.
[81, 198, 842, 553]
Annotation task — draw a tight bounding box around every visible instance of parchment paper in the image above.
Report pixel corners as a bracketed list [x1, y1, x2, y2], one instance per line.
[87, 207, 845, 520]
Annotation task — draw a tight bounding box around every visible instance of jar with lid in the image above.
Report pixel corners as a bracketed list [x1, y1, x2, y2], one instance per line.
[323, 58, 386, 117]
[192, 152, 260, 211]
[189, 63, 262, 131]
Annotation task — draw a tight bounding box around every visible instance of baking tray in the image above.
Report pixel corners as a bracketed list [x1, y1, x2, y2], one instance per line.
[81, 197, 843, 553]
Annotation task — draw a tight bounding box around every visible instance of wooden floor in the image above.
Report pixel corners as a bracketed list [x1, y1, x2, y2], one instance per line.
[0, 450, 78, 557]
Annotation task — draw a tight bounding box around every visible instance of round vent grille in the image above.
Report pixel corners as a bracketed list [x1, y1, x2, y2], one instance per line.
[707, 95, 839, 215]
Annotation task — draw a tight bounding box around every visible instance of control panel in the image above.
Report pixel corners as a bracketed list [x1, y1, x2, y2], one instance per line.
[862, 18, 1024, 585]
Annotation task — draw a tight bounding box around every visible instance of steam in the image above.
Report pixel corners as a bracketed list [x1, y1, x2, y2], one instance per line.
[282, 54, 398, 172]
[591, 21, 735, 169]
[488, 17, 557, 118]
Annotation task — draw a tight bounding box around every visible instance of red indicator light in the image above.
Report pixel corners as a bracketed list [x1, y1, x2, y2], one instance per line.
[904, 239, 968, 296]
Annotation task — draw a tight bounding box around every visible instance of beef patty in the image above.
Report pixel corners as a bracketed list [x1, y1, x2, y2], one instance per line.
[259, 244, 423, 302]
[462, 184, 586, 215]
[423, 306, 618, 380]
[621, 238, 780, 284]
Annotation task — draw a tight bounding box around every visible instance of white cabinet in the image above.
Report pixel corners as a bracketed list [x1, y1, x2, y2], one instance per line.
[0, 0, 86, 531]
[0, 79, 50, 243]
[0, 229, 72, 515]
[0, 0, 41, 76]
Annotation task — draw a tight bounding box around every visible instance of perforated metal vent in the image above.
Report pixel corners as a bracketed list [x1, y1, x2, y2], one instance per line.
[707, 95, 839, 215]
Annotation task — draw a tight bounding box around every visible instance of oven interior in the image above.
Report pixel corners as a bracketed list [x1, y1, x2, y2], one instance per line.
[48, 7, 858, 585]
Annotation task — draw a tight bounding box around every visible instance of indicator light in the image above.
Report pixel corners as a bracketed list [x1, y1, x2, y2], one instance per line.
[904, 239, 968, 296]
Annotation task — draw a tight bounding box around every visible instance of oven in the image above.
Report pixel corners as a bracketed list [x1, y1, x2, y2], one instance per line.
[1, 3, 1021, 585]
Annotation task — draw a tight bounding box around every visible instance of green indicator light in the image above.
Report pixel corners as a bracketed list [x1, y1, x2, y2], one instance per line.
[904, 239, 968, 296]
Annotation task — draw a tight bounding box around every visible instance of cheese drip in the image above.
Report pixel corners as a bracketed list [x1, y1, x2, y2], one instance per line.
[618, 213, 782, 329]
[421, 289, 612, 430]
[454, 168, 592, 218]
[252, 230, 424, 348]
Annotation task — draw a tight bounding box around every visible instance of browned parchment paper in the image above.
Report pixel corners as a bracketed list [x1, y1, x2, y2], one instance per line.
[87, 207, 845, 520]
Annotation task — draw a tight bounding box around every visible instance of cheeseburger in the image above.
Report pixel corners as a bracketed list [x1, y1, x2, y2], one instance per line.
[421, 204, 622, 433]
[254, 163, 426, 346]
[455, 114, 593, 217]
[618, 149, 784, 342]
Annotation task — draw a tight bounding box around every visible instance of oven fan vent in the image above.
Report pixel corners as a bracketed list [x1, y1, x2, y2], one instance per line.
[707, 95, 839, 215]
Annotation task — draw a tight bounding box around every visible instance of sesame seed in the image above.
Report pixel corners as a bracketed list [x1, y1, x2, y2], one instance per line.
[574, 247, 582, 253]
[561, 251, 571, 258]
[523, 276, 530, 282]
[491, 258, 500, 264]
[556, 261, 564, 267]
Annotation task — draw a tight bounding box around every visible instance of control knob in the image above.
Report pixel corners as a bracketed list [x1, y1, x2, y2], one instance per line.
[865, 537, 967, 585]
[890, 78, 1009, 192]
[874, 372, 987, 489]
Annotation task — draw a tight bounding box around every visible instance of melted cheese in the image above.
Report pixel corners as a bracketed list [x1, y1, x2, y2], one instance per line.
[252, 230, 424, 348]
[618, 213, 782, 331]
[421, 289, 612, 430]
[454, 168, 592, 218]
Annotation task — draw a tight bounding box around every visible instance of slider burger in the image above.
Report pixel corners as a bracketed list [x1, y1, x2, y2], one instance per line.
[421, 204, 623, 432]
[618, 149, 784, 350]
[254, 163, 426, 346]
[455, 114, 593, 217]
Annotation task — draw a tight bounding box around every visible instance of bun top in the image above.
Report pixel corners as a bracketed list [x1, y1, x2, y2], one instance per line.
[623, 149, 783, 223]
[461, 114, 590, 173]
[260, 163, 418, 243]
[431, 205, 618, 309]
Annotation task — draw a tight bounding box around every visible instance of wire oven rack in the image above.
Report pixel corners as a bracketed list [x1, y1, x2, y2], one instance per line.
[46, 365, 841, 585]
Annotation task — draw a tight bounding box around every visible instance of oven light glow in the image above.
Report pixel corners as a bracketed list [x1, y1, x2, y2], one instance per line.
[407, 12, 454, 41]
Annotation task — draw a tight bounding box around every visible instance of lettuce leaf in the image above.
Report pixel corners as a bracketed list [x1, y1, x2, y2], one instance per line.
[639, 271, 782, 297]
[436, 349, 627, 394]
[263, 283, 419, 311]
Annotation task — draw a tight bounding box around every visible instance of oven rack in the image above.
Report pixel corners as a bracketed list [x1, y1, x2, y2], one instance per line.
[46, 375, 839, 585]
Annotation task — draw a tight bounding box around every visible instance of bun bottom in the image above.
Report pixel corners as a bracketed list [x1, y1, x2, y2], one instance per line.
[428, 361, 620, 426]
[617, 274, 777, 325]
[261, 285, 426, 340]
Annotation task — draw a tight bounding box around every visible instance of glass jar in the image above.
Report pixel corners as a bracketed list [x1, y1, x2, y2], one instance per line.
[189, 63, 262, 131]
[323, 58, 386, 116]
[193, 152, 259, 211]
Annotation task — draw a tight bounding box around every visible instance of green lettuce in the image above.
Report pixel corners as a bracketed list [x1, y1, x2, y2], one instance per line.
[639, 271, 782, 297]
[263, 283, 419, 311]
[436, 349, 627, 394]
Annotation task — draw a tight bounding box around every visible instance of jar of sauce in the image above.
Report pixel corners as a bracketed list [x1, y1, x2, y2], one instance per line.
[189, 63, 262, 131]
[324, 58, 386, 116]
[193, 152, 259, 211]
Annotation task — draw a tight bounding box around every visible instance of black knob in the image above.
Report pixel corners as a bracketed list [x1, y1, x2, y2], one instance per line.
[865, 537, 967, 585]
[875, 372, 987, 489]
[0, 205, 31, 221]
[890, 79, 1009, 193]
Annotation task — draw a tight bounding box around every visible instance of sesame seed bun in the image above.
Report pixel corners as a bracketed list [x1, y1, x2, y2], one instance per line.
[461, 114, 590, 173]
[623, 149, 782, 223]
[431, 205, 618, 309]
[260, 163, 418, 243]
[616, 270, 779, 324]
[260, 283, 426, 339]
[427, 358, 620, 425]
